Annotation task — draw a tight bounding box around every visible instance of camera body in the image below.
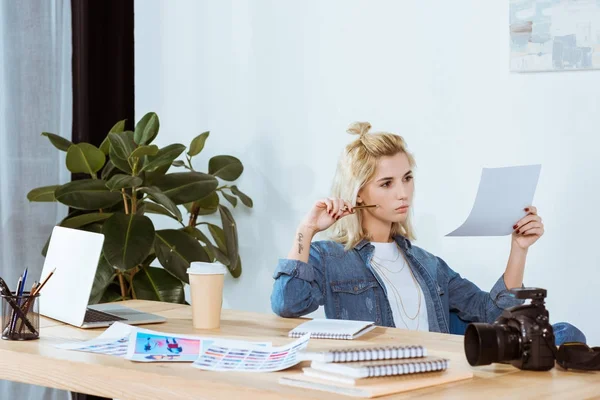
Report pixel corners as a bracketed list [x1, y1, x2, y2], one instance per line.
[464, 287, 556, 371]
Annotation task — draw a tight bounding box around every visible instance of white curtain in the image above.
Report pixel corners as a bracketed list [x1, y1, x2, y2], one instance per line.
[0, 0, 71, 399]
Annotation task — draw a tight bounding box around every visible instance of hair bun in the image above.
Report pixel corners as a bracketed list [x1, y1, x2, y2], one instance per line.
[347, 122, 372, 137]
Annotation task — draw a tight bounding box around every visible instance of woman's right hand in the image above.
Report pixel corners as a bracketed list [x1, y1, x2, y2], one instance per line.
[300, 198, 354, 234]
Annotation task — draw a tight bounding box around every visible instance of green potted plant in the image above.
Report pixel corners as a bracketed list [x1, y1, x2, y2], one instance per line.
[27, 112, 252, 304]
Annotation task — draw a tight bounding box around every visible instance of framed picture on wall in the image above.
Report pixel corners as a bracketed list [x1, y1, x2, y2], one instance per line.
[510, 0, 600, 72]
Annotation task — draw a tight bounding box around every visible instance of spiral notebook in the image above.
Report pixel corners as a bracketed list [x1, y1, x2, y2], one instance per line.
[299, 344, 427, 363]
[288, 319, 376, 340]
[310, 357, 450, 379]
[279, 363, 474, 398]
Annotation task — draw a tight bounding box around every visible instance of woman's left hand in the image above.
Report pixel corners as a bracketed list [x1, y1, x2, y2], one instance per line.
[511, 206, 545, 250]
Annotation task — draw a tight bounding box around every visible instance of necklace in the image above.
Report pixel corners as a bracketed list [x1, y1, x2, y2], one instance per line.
[371, 243, 405, 273]
[371, 251, 422, 330]
[371, 243, 401, 263]
[373, 262, 422, 330]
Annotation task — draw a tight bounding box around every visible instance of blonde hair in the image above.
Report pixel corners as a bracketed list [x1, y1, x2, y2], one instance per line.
[328, 122, 416, 250]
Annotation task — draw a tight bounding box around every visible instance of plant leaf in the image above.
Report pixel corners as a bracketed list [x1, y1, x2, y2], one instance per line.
[108, 131, 135, 160]
[101, 160, 118, 180]
[139, 186, 182, 221]
[219, 205, 240, 276]
[99, 120, 127, 155]
[230, 257, 242, 278]
[230, 186, 253, 208]
[183, 226, 230, 266]
[130, 144, 159, 159]
[222, 191, 237, 207]
[134, 112, 160, 145]
[102, 213, 155, 271]
[88, 255, 116, 305]
[132, 266, 184, 303]
[61, 212, 113, 229]
[208, 155, 243, 181]
[27, 185, 60, 202]
[188, 192, 219, 216]
[154, 229, 210, 283]
[55, 179, 123, 210]
[66, 143, 106, 175]
[42, 132, 72, 152]
[152, 172, 218, 204]
[141, 201, 177, 218]
[106, 174, 143, 191]
[172, 160, 185, 167]
[141, 144, 186, 172]
[188, 131, 210, 157]
[208, 223, 227, 253]
[100, 284, 123, 303]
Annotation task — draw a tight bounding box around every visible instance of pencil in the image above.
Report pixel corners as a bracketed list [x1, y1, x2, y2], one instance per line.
[342, 204, 378, 212]
[32, 268, 56, 296]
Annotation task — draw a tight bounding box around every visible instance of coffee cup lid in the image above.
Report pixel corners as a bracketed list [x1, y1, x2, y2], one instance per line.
[187, 261, 228, 275]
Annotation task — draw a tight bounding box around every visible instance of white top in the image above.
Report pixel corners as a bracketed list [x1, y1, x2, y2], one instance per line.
[370, 242, 429, 332]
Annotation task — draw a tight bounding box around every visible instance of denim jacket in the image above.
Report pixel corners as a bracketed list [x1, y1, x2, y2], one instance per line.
[270, 235, 524, 333]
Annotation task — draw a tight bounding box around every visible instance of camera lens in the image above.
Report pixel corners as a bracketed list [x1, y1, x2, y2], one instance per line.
[464, 323, 522, 366]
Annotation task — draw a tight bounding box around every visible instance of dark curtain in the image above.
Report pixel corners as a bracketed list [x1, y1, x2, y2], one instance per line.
[69, 4, 134, 400]
[71, 0, 134, 149]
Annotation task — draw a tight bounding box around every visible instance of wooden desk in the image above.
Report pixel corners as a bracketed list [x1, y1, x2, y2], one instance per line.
[0, 300, 597, 399]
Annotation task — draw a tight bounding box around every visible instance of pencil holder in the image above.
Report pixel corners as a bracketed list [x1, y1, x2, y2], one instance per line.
[1, 291, 40, 340]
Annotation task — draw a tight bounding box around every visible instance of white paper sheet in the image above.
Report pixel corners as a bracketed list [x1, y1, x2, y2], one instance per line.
[55, 322, 134, 357]
[125, 326, 270, 363]
[192, 334, 310, 372]
[446, 165, 541, 237]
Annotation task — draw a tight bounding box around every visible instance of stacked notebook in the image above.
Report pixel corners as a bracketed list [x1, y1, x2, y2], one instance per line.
[279, 344, 473, 398]
[288, 318, 377, 340]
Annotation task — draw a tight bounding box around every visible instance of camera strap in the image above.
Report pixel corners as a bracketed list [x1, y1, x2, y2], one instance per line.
[543, 331, 600, 371]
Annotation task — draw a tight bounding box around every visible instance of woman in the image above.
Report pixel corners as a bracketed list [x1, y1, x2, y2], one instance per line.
[271, 122, 584, 346]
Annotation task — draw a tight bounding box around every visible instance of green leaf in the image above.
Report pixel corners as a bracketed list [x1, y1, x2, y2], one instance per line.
[134, 112, 160, 145]
[154, 229, 210, 283]
[61, 212, 113, 229]
[188, 192, 219, 216]
[42, 132, 72, 151]
[230, 257, 242, 278]
[88, 255, 116, 305]
[110, 148, 133, 174]
[108, 131, 135, 160]
[208, 155, 243, 181]
[132, 266, 185, 303]
[219, 205, 240, 276]
[101, 160, 117, 180]
[183, 227, 230, 266]
[55, 179, 123, 210]
[141, 201, 177, 218]
[66, 143, 106, 175]
[27, 185, 59, 202]
[231, 186, 253, 208]
[99, 120, 127, 155]
[102, 213, 155, 271]
[222, 191, 237, 207]
[106, 174, 143, 191]
[152, 172, 218, 204]
[141, 144, 186, 172]
[100, 284, 123, 303]
[208, 223, 227, 253]
[172, 160, 185, 167]
[139, 186, 182, 221]
[110, 119, 126, 133]
[188, 131, 210, 157]
[130, 144, 159, 159]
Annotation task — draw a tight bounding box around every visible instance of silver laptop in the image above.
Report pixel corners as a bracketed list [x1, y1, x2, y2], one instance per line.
[39, 226, 166, 328]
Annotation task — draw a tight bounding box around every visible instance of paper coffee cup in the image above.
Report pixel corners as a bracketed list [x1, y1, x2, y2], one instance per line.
[187, 262, 227, 329]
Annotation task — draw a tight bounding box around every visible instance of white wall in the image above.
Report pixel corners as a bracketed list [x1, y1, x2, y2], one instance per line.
[135, 0, 600, 343]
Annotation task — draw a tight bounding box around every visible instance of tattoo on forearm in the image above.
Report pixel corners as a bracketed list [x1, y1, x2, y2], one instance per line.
[298, 233, 304, 254]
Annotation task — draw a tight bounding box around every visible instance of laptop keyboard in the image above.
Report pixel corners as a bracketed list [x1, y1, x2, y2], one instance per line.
[84, 308, 127, 323]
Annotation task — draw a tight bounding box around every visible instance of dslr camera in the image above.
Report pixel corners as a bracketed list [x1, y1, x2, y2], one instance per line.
[464, 287, 556, 371]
